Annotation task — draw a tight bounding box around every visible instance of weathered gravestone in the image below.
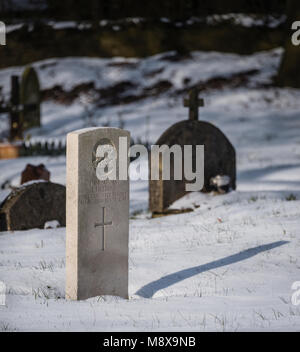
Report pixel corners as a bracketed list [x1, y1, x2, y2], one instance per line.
[20, 66, 41, 131]
[0, 75, 23, 141]
[149, 88, 236, 214]
[10, 75, 22, 140]
[21, 164, 50, 185]
[66, 127, 130, 300]
[0, 67, 41, 159]
[0, 182, 66, 231]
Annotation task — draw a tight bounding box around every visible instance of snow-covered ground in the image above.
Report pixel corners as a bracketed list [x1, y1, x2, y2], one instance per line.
[0, 48, 300, 331]
[5, 13, 286, 34]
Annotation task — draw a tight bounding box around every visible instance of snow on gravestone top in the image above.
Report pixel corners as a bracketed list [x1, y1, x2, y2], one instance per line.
[66, 127, 130, 301]
[0, 181, 66, 231]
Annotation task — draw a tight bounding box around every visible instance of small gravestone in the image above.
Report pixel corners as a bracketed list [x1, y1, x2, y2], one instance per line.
[0, 182, 66, 231]
[21, 164, 50, 185]
[0, 67, 41, 143]
[20, 66, 41, 131]
[66, 127, 130, 301]
[149, 88, 236, 214]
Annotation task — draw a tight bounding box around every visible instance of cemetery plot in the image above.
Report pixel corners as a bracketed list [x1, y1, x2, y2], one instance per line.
[0, 47, 299, 331]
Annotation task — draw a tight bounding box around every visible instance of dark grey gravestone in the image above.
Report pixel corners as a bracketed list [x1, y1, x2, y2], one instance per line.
[0, 182, 66, 231]
[149, 89, 236, 214]
[20, 66, 41, 131]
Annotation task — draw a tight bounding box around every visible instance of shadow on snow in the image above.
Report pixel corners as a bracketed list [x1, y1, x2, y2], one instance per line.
[136, 241, 289, 298]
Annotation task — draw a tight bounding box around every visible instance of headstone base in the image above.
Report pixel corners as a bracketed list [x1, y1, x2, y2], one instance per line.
[152, 208, 194, 218]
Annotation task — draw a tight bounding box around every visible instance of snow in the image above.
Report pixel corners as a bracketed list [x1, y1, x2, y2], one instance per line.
[206, 14, 287, 28]
[0, 190, 299, 331]
[44, 220, 60, 229]
[0, 48, 300, 331]
[5, 23, 24, 33]
[0, 48, 282, 97]
[4, 13, 285, 35]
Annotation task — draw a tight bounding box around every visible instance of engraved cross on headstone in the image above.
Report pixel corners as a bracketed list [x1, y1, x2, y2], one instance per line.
[94, 207, 112, 251]
[183, 88, 204, 121]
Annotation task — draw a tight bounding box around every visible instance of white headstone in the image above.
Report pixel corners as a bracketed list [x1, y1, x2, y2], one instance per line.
[66, 127, 130, 300]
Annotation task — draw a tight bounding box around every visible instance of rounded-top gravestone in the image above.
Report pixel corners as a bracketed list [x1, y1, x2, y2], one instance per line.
[149, 120, 236, 213]
[0, 182, 66, 231]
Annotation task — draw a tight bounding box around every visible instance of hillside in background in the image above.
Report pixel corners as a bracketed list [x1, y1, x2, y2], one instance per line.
[0, 0, 287, 21]
[2, 1, 300, 87]
[0, 14, 287, 69]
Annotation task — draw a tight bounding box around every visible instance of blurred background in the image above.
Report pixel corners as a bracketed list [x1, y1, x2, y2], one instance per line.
[0, 0, 299, 84]
[0, 0, 299, 196]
